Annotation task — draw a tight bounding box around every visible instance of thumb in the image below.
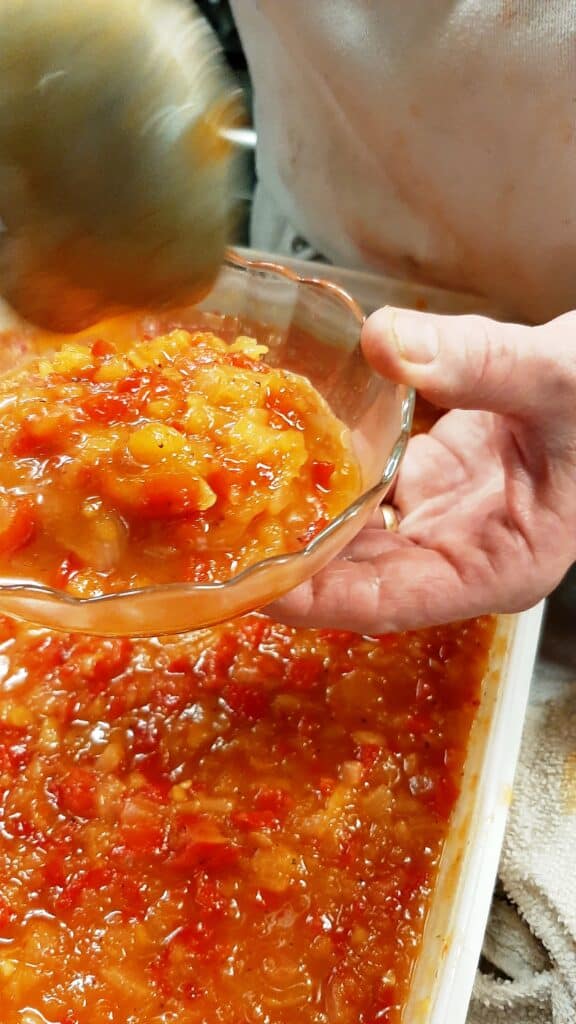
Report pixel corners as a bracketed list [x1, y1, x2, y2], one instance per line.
[361, 306, 576, 420]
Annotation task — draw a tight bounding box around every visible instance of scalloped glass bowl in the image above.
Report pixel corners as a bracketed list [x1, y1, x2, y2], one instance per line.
[0, 252, 414, 635]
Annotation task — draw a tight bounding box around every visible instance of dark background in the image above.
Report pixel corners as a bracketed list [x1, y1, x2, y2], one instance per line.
[195, 0, 250, 96]
[195, 0, 253, 244]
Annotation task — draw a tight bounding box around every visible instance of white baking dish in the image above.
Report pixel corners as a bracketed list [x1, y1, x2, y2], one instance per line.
[238, 250, 543, 1023]
[406, 603, 544, 1023]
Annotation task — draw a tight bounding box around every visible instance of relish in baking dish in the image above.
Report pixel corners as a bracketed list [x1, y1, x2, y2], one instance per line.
[0, 611, 495, 1024]
[0, 328, 360, 596]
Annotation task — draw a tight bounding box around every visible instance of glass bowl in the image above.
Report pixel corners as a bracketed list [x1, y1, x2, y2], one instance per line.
[0, 251, 414, 635]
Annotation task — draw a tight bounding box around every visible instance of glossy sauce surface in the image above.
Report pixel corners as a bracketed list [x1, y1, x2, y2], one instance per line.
[0, 611, 495, 1024]
[0, 328, 360, 596]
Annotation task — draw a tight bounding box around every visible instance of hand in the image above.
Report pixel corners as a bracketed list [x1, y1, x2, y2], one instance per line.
[267, 307, 576, 634]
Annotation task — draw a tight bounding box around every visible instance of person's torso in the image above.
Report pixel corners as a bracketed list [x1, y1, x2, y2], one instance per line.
[231, 0, 576, 322]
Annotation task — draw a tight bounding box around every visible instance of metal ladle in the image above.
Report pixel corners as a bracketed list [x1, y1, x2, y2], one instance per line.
[0, 0, 239, 332]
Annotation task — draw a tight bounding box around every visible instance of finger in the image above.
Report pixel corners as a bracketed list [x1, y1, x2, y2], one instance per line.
[361, 307, 576, 426]
[363, 504, 400, 533]
[265, 534, 546, 636]
[264, 540, 468, 634]
[357, 428, 466, 535]
[265, 535, 476, 635]
[392, 426, 472, 512]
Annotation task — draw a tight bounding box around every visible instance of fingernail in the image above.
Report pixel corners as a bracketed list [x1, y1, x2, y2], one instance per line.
[387, 309, 439, 364]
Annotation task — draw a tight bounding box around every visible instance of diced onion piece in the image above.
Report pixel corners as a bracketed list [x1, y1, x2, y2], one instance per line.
[229, 335, 269, 358]
[128, 423, 186, 464]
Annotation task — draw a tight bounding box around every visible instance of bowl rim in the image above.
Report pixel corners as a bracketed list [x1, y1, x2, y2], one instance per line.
[0, 250, 415, 612]
[225, 247, 367, 323]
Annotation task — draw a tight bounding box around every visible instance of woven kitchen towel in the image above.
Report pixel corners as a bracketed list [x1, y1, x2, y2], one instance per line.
[468, 673, 576, 1024]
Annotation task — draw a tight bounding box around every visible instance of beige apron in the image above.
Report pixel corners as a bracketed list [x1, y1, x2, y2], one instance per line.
[231, 1, 576, 322]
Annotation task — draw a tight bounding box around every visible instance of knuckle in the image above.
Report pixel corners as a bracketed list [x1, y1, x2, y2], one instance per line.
[462, 316, 519, 396]
[534, 320, 576, 399]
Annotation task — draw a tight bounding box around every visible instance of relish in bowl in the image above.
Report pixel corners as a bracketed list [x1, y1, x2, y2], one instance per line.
[0, 328, 360, 597]
[0, 252, 413, 635]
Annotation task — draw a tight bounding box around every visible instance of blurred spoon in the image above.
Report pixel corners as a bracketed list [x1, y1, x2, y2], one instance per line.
[0, 0, 240, 332]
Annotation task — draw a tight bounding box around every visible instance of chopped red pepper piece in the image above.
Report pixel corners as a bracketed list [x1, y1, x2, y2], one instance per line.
[81, 391, 131, 423]
[0, 497, 36, 555]
[91, 338, 117, 359]
[56, 767, 98, 820]
[311, 460, 335, 491]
